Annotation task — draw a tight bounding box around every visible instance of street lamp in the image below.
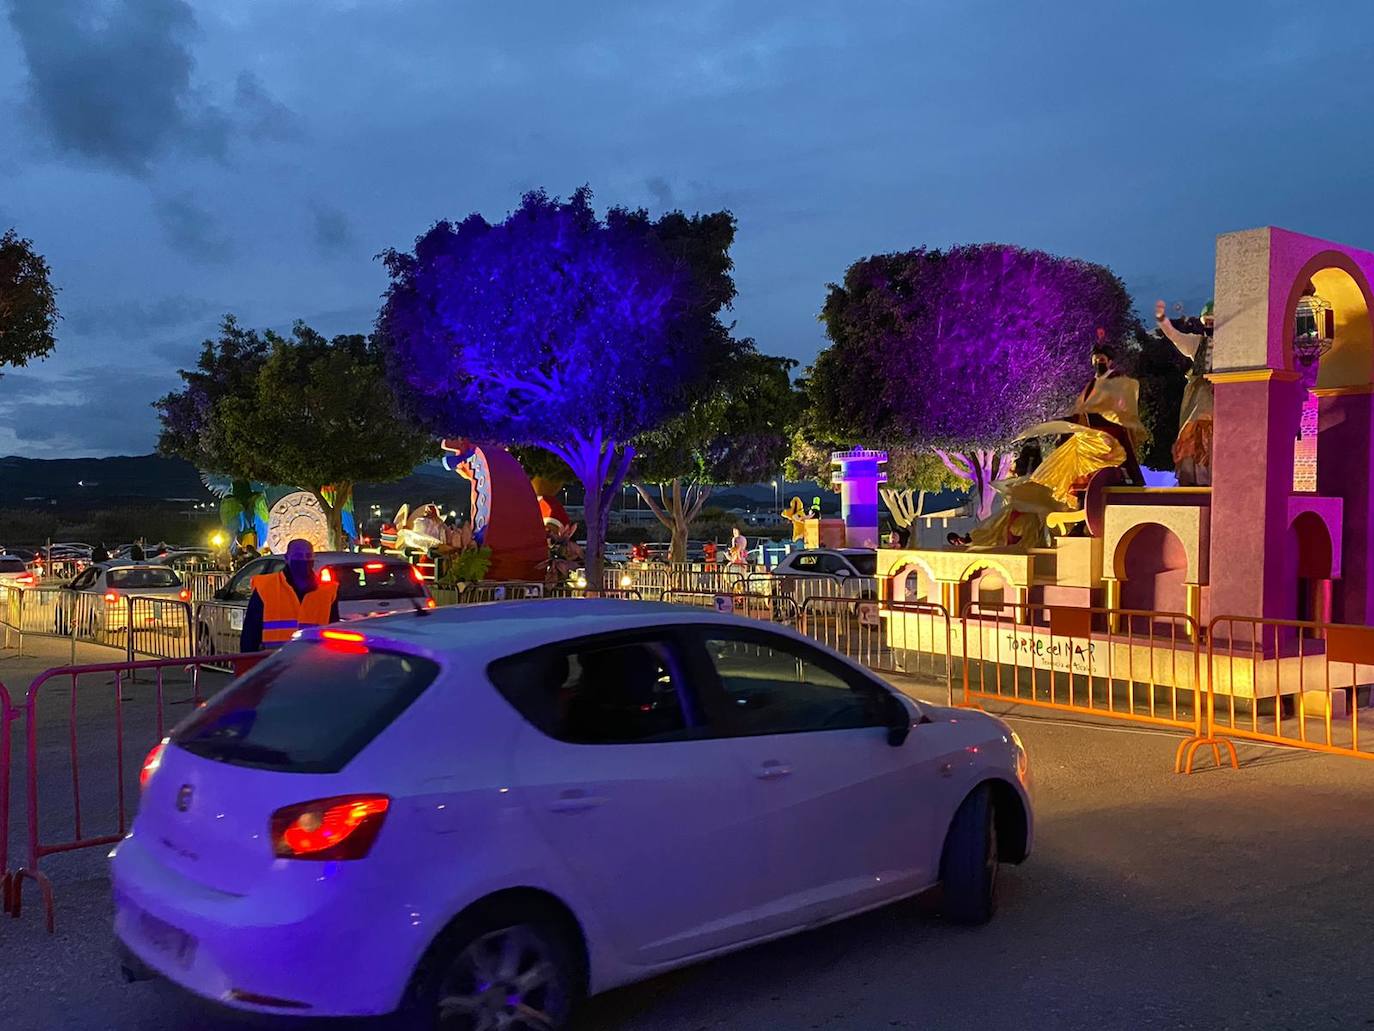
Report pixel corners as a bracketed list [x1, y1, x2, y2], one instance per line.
[771, 479, 779, 511]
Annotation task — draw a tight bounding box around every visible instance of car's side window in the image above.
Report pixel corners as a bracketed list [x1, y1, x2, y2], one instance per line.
[70, 569, 98, 591]
[793, 554, 820, 571]
[703, 632, 889, 736]
[226, 559, 272, 601]
[488, 636, 698, 745]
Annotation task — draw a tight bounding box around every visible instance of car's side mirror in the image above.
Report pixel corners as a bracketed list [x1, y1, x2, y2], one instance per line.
[835, 568, 851, 578]
[213, 587, 229, 601]
[886, 692, 913, 747]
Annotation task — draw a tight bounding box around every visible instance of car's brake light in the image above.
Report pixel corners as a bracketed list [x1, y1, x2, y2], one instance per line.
[178, 588, 191, 601]
[104, 591, 119, 604]
[319, 567, 333, 584]
[364, 561, 385, 571]
[141, 739, 167, 790]
[270, 795, 390, 860]
[409, 565, 425, 584]
[15, 572, 34, 586]
[319, 628, 368, 653]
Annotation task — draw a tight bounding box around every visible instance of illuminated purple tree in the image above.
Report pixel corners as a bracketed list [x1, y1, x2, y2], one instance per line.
[380, 188, 709, 586]
[809, 244, 1137, 517]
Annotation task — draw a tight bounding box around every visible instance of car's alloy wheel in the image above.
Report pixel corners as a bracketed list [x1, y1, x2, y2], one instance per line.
[939, 785, 999, 925]
[433, 924, 572, 1031]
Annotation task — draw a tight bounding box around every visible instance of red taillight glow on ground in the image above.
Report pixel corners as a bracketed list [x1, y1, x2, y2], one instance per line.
[271, 795, 390, 860]
[140, 740, 167, 789]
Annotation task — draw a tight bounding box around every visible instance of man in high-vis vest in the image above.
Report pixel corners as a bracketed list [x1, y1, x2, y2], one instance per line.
[239, 538, 340, 656]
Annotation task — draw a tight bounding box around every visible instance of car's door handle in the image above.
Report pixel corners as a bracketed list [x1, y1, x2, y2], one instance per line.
[548, 790, 608, 813]
[755, 760, 793, 780]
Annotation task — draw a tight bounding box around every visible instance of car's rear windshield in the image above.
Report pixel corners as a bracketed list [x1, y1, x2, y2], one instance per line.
[173, 643, 439, 772]
[848, 554, 877, 576]
[106, 567, 182, 589]
[0, 557, 27, 572]
[324, 562, 425, 601]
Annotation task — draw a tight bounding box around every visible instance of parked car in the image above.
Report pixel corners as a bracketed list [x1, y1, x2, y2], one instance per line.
[150, 548, 219, 570]
[603, 542, 633, 564]
[58, 562, 191, 634]
[0, 554, 36, 587]
[195, 552, 434, 654]
[771, 548, 879, 599]
[114, 599, 1032, 1027]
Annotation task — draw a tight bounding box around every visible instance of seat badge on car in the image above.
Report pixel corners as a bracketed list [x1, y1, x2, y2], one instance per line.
[176, 785, 194, 812]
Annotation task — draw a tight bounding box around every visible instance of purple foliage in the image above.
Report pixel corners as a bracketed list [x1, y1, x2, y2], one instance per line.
[815, 244, 1136, 449]
[379, 188, 708, 447]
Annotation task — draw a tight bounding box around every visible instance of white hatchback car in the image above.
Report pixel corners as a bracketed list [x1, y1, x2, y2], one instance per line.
[113, 600, 1032, 1028]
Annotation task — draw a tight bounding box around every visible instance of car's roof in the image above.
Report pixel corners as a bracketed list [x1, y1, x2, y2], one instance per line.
[302, 599, 766, 663]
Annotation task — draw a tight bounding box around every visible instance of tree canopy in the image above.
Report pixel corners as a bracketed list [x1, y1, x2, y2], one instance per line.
[807, 243, 1139, 514]
[0, 228, 59, 373]
[158, 321, 434, 547]
[379, 187, 715, 584]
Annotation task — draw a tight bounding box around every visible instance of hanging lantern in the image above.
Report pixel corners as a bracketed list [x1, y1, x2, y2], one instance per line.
[1293, 285, 1334, 366]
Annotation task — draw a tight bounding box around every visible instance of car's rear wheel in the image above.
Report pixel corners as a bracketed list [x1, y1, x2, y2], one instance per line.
[406, 899, 584, 1030]
[939, 784, 998, 925]
[195, 622, 215, 656]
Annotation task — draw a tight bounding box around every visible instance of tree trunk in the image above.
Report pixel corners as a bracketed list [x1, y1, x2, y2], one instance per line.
[634, 478, 712, 564]
[313, 483, 351, 552]
[934, 449, 1011, 521]
[564, 435, 634, 594]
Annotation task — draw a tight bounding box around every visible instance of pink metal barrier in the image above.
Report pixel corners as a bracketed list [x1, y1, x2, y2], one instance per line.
[7, 652, 262, 932]
[0, 680, 15, 914]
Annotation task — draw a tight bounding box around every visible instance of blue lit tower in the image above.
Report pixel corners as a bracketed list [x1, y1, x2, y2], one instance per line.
[830, 448, 888, 548]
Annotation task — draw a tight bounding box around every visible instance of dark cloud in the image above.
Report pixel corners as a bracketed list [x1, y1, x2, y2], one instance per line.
[154, 193, 234, 261]
[4, 0, 298, 176]
[311, 204, 356, 254]
[5, 0, 227, 175]
[645, 176, 675, 210]
[235, 72, 301, 143]
[65, 295, 220, 338]
[0, 366, 179, 454]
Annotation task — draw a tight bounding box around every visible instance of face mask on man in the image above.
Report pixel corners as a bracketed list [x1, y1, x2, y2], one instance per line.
[284, 539, 315, 588]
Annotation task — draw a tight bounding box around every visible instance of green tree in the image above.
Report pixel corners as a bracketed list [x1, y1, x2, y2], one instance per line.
[0, 228, 59, 373]
[172, 322, 434, 548]
[1132, 327, 1187, 471]
[155, 317, 273, 539]
[633, 348, 797, 561]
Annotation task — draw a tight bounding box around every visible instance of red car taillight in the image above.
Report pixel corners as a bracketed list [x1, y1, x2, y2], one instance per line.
[15, 573, 34, 586]
[178, 588, 191, 601]
[270, 795, 390, 860]
[141, 740, 167, 790]
[104, 591, 119, 605]
[409, 565, 425, 584]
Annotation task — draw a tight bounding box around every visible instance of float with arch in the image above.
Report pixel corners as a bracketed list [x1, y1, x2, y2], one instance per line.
[875, 226, 1374, 703]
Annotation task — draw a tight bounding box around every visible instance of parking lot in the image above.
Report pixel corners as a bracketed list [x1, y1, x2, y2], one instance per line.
[3, 636, 1374, 1030]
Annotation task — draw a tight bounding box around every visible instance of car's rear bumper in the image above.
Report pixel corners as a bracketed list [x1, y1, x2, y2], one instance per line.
[111, 832, 416, 1019]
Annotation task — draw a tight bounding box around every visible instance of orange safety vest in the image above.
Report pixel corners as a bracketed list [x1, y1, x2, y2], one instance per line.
[251, 572, 340, 648]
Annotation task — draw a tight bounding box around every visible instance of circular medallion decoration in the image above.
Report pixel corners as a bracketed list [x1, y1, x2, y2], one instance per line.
[266, 491, 331, 554]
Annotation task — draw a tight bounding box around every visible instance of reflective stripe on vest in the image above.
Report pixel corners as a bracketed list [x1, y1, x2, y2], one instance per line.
[250, 572, 340, 646]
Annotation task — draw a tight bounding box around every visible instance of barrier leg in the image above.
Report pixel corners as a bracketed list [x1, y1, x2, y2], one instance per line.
[9, 867, 55, 933]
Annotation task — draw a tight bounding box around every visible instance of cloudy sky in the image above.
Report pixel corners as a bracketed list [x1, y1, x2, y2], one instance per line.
[1, 0, 1371, 458]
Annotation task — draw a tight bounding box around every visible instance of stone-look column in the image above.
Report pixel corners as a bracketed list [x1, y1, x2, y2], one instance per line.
[1315, 389, 1374, 623]
[1207, 371, 1306, 624]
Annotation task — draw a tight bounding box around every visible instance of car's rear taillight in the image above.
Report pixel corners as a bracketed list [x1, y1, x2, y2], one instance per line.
[104, 591, 119, 605]
[270, 795, 390, 860]
[15, 573, 34, 586]
[319, 567, 333, 584]
[141, 739, 167, 790]
[178, 589, 191, 601]
[409, 565, 425, 584]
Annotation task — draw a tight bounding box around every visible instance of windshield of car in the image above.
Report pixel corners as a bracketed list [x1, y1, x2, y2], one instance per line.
[847, 553, 877, 576]
[323, 562, 426, 600]
[173, 643, 439, 772]
[0, 556, 27, 573]
[106, 567, 182, 589]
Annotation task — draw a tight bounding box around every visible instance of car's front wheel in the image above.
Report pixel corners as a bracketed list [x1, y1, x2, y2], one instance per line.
[406, 898, 585, 1031]
[939, 784, 998, 925]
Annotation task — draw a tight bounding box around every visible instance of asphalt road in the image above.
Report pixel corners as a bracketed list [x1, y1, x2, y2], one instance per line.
[3, 637, 1374, 1030]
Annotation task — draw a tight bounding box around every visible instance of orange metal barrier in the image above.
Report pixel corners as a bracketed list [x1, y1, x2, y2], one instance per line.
[959, 602, 1215, 742]
[0, 680, 15, 914]
[1177, 615, 1374, 773]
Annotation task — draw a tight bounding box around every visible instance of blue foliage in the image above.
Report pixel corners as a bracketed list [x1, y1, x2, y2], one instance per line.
[380, 188, 710, 451]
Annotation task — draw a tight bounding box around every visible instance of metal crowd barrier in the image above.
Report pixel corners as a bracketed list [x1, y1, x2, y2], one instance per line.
[0, 679, 15, 914]
[959, 602, 1207, 738]
[800, 598, 954, 704]
[659, 588, 800, 625]
[6, 652, 263, 932]
[1176, 615, 1374, 774]
[187, 569, 230, 602]
[617, 562, 748, 596]
[746, 572, 877, 606]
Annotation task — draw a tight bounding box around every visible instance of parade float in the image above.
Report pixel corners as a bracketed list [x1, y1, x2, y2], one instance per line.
[870, 227, 1374, 708]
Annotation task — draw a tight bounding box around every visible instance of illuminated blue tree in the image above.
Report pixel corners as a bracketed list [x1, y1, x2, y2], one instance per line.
[380, 188, 710, 585]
